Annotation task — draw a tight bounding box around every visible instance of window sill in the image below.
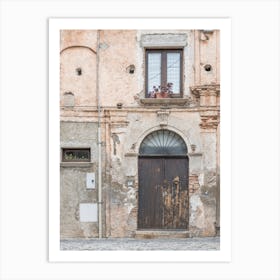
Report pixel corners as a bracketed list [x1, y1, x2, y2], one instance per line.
[60, 162, 93, 168]
[140, 98, 190, 105]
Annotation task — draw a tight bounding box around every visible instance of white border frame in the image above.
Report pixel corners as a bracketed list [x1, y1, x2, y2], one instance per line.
[1, 1, 279, 279]
[49, 18, 231, 262]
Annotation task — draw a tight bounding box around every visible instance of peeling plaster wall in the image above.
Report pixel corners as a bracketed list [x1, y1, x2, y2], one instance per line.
[60, 30, 97, 53]
[106, 108, 217, 237]
[99, 30, 138, 106]
[60, 47, 97, 107]
[60, 29, 220, 238]
[60, 122, 99, 238]
[194, 30, 220, 86]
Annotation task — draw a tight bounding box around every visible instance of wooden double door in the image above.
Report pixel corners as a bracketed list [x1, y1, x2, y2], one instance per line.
[138, 156, 189, 230]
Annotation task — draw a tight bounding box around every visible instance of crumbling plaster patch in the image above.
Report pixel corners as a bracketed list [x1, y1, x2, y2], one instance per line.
[189, 194, 205, 229]
[124, 186, 136, 214]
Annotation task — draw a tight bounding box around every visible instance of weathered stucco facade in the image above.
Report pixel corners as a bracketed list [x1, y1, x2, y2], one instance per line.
[60, 29, 220, 238]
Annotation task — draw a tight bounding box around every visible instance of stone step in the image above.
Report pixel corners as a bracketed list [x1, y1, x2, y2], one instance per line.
[135, 230, 190, 239]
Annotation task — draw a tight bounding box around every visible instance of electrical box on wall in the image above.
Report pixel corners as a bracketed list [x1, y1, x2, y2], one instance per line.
[86, 172, 95, 189]
[79, 203, 97, 222]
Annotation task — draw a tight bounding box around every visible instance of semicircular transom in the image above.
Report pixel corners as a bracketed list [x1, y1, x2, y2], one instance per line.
[139, 129, 187, 155]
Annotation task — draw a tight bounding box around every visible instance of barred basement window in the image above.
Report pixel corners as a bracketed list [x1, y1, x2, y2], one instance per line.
[146, 49, 183, 98]
[62, 148, 90, 162]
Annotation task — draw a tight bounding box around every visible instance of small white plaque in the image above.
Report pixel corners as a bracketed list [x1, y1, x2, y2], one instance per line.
[79, 203, 97, 222]
[86, 173, 95, 189]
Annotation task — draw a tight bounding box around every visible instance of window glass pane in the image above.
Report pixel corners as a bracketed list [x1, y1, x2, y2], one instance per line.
[62, 149, 90, 162]
[64, 150, 75, 160]
[147, 53, 161, 94]
[139, 130, 187, 155]
[77, 150, 89, 160]
[167, 53, 180, 93]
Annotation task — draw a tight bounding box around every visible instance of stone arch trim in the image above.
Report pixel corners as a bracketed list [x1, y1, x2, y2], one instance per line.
[60, 45, 97, 55]
[139, 129, 188, 155]
[134, 125, 193, 156]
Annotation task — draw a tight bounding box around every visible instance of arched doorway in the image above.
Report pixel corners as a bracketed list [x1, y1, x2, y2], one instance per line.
[138, 129, 189, 230]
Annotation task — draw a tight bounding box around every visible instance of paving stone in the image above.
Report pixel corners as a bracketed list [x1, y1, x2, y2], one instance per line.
[60, 237, 220, 251]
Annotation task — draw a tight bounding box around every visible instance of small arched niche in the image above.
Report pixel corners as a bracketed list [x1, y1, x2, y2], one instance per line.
[63, 92, 75, 107]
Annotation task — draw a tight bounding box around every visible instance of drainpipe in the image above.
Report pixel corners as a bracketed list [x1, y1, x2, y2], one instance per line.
[96, 30, 102, 238]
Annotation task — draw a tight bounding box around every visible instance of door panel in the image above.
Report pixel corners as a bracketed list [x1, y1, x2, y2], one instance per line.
[138, 158, 164, 229]
[138, 157, 188, 229]
[163, 158, 188, 229]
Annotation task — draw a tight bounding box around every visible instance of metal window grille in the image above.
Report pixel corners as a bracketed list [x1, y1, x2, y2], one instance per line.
[62, 148, 91, 162]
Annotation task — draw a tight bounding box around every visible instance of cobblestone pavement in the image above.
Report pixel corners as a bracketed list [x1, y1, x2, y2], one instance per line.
[60, 237, 220, 251]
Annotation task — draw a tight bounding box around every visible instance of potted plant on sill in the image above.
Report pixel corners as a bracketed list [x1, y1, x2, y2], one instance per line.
[148, 83, 174, 98]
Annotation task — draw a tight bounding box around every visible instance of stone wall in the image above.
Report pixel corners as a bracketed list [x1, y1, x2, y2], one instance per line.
[60, 29, 220, 238]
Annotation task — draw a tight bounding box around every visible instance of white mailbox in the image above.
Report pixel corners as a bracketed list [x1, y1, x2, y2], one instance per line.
[86, 172, 95, 189]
